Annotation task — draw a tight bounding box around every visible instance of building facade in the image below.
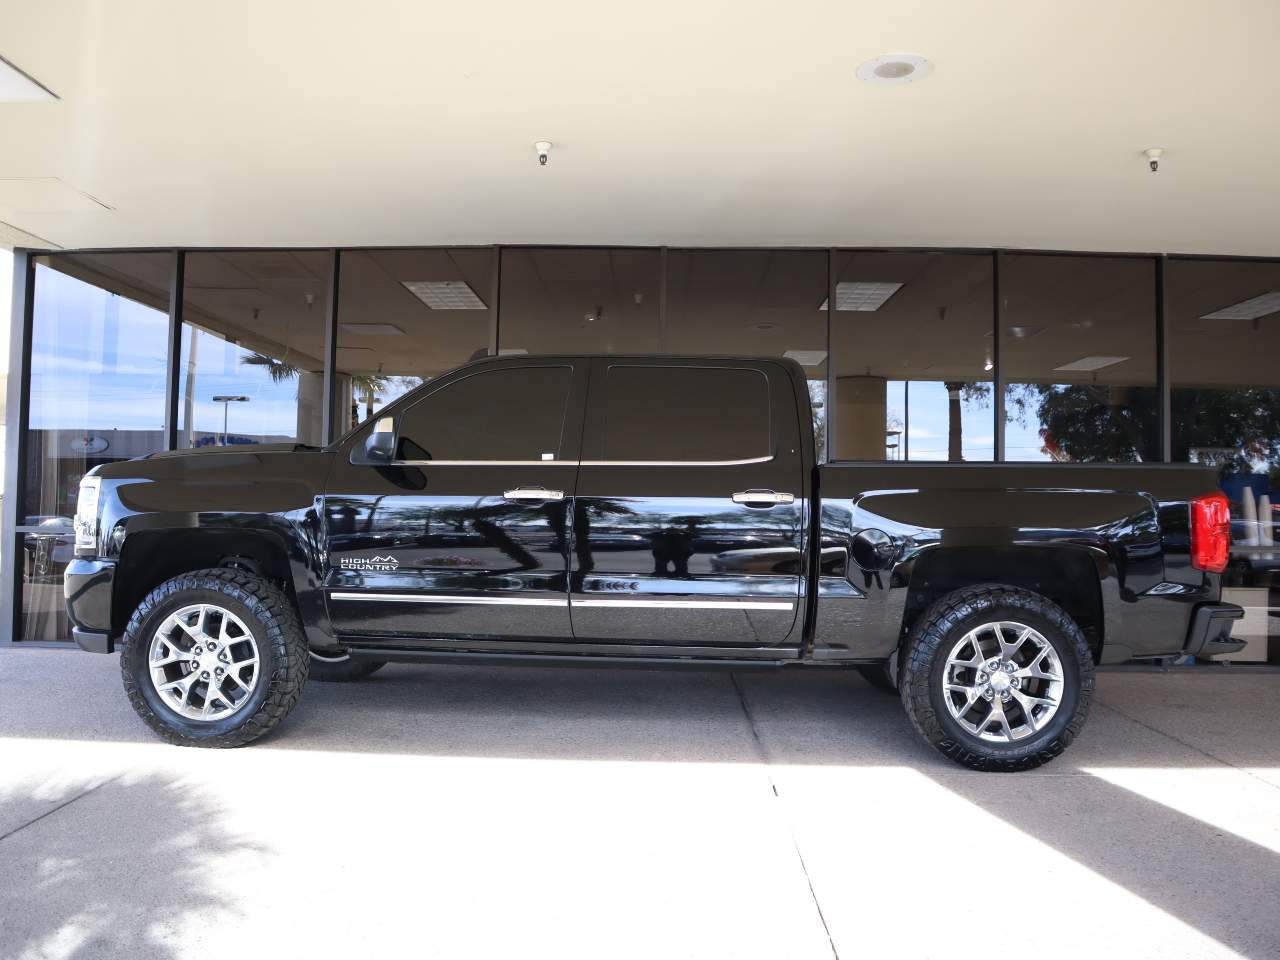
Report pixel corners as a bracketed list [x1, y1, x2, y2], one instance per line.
[4, 245, 1278, 653]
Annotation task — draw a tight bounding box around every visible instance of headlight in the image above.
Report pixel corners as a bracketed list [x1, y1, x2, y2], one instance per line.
[73, 476, 102, 555]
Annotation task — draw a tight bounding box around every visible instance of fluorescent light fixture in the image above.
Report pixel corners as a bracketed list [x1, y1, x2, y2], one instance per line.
[783, 350, 828, 367]
[818, 281, 904, 312]
[498, 347, 529, 356]
[0, 54, 57, 101]
[402, 280, 487, 310]
[1200, 291, 1280, 321]
[1054, 355, 1130, 372]
[339, 323, 405, 336]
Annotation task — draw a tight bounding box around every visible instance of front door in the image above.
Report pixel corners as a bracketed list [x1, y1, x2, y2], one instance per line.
[324, 359, 587, 642]
[569, 359, 807, 649]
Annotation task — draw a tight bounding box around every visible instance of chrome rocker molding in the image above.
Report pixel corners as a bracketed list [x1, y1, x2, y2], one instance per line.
[328, 593, 793, 611]
[329, 593, 568, 606]
[572, 598, 794, 610]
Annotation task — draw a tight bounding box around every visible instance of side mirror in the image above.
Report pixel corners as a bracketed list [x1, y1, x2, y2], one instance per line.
[363, 416, 396, 463]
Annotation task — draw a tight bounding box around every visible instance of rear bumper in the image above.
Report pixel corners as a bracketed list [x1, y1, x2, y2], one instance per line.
[64, 558, 117, 654]
[1183, 602, 1245, 658]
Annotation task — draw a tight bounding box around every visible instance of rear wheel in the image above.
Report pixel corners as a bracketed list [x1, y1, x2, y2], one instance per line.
[120, 568, 309, 747]
[308, 650, 386, 682]
[900, 584, 1093, 772]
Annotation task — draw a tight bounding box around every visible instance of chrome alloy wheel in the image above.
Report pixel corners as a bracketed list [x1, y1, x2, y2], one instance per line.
[148, 603, 260, 722]
[941, 620, 1064, 743]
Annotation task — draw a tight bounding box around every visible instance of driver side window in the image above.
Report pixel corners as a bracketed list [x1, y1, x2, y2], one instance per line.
[395, 365, 573, 462]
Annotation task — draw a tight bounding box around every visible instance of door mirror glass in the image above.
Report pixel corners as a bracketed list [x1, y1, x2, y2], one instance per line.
[363, 416, 396, 462]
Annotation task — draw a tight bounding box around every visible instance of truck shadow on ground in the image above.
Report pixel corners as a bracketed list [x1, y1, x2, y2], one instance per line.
[0, 775, 263, 960]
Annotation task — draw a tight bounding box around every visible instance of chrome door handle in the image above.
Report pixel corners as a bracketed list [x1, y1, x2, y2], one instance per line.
[732, 489, 795, 506]
[504, 487, 565, 501]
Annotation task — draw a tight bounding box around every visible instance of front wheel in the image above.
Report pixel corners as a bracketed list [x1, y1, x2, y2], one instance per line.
[120, 568, 309, 747]
[900, 584, 1094, 772]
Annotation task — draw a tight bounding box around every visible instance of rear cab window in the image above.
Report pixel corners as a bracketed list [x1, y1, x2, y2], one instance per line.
[599, 365, 772, 462]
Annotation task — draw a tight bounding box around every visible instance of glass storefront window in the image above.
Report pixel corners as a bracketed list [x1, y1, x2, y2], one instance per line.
[22, 253, 172, 641]
[664, 249, 829, 456]
[498, 247, 662, 355]
[336, 248, 494, 433]
[179, 251, 330, 447]
[1002, 255, 1157, 462]
[830, 252, 994, 461]
[1169, 258, 1280, 657]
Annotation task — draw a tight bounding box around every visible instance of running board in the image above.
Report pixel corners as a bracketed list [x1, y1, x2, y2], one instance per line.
[343, 647, 796, 670]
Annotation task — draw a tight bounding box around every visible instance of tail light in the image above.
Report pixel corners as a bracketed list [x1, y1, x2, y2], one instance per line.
[1190, 492, 1231, 573]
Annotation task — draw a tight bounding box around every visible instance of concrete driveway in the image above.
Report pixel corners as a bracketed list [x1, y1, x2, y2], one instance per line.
[2, 648, 1278, 960]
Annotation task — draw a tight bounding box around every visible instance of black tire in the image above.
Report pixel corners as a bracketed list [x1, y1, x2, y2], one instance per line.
[856, 662, 898, 695]
[900, 583, 1094, 772]
[120, 568, 309, 747]
[308, 651, 386, 682]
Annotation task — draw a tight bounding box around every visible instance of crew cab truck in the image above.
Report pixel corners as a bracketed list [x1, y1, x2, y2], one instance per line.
[65, 355, 1244, 771]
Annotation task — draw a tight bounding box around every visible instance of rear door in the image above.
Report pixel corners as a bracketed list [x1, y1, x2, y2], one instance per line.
[324, 358, 586, 642]
[569, 359, 806, 649]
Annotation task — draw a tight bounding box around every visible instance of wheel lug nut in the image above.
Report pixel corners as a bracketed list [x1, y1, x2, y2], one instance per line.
[219, 653, 228, 662]
[977, 672, 987, 682]
[200, 671, 210, 679]
[215, 667, 224, 676]
[193, 647, 202, 655]
[189, 660, 199, 669]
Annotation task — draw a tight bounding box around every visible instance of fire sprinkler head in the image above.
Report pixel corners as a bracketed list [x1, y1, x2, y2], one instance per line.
[534, 140, 552, 166]
[1144, 147, 1164, 173]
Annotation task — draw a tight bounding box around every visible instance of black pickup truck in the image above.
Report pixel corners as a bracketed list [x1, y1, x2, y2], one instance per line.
[65, 355, 1243, 770]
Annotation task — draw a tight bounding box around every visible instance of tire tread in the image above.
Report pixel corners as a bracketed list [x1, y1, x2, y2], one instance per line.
[119, 567, 309, 748]
[899, 583, 1094, 772]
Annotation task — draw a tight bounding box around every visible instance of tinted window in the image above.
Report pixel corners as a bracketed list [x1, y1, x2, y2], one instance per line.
[498, 247, 661, 354]
[602, 366, 770, 461]
[396, 366, 572, 461]
[337, 248, 494, 433]
[1002, 255, 1157, 462]
[665, 250, 828, 459]
[25, 253, 171, 641]
[829, 252, 994, 461]
[1168, 257, 1280, 607]
[179, 251, 330, 447]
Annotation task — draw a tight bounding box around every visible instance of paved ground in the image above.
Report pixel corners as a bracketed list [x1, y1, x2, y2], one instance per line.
[2, 648, 1279, 960]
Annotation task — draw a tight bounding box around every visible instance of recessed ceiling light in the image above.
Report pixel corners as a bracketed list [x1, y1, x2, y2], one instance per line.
[784, 350, 828, 367]
[0, 54, 57, 101]
[1054, 356, 1130, 372]
[402, 280, 487, 310]
[753, 321, 779, 331]
[856, 54, 933, 85]
[339, 323, 406, 336]
[1200, 291, 1280, 321]
[819, 281, 904, 312]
